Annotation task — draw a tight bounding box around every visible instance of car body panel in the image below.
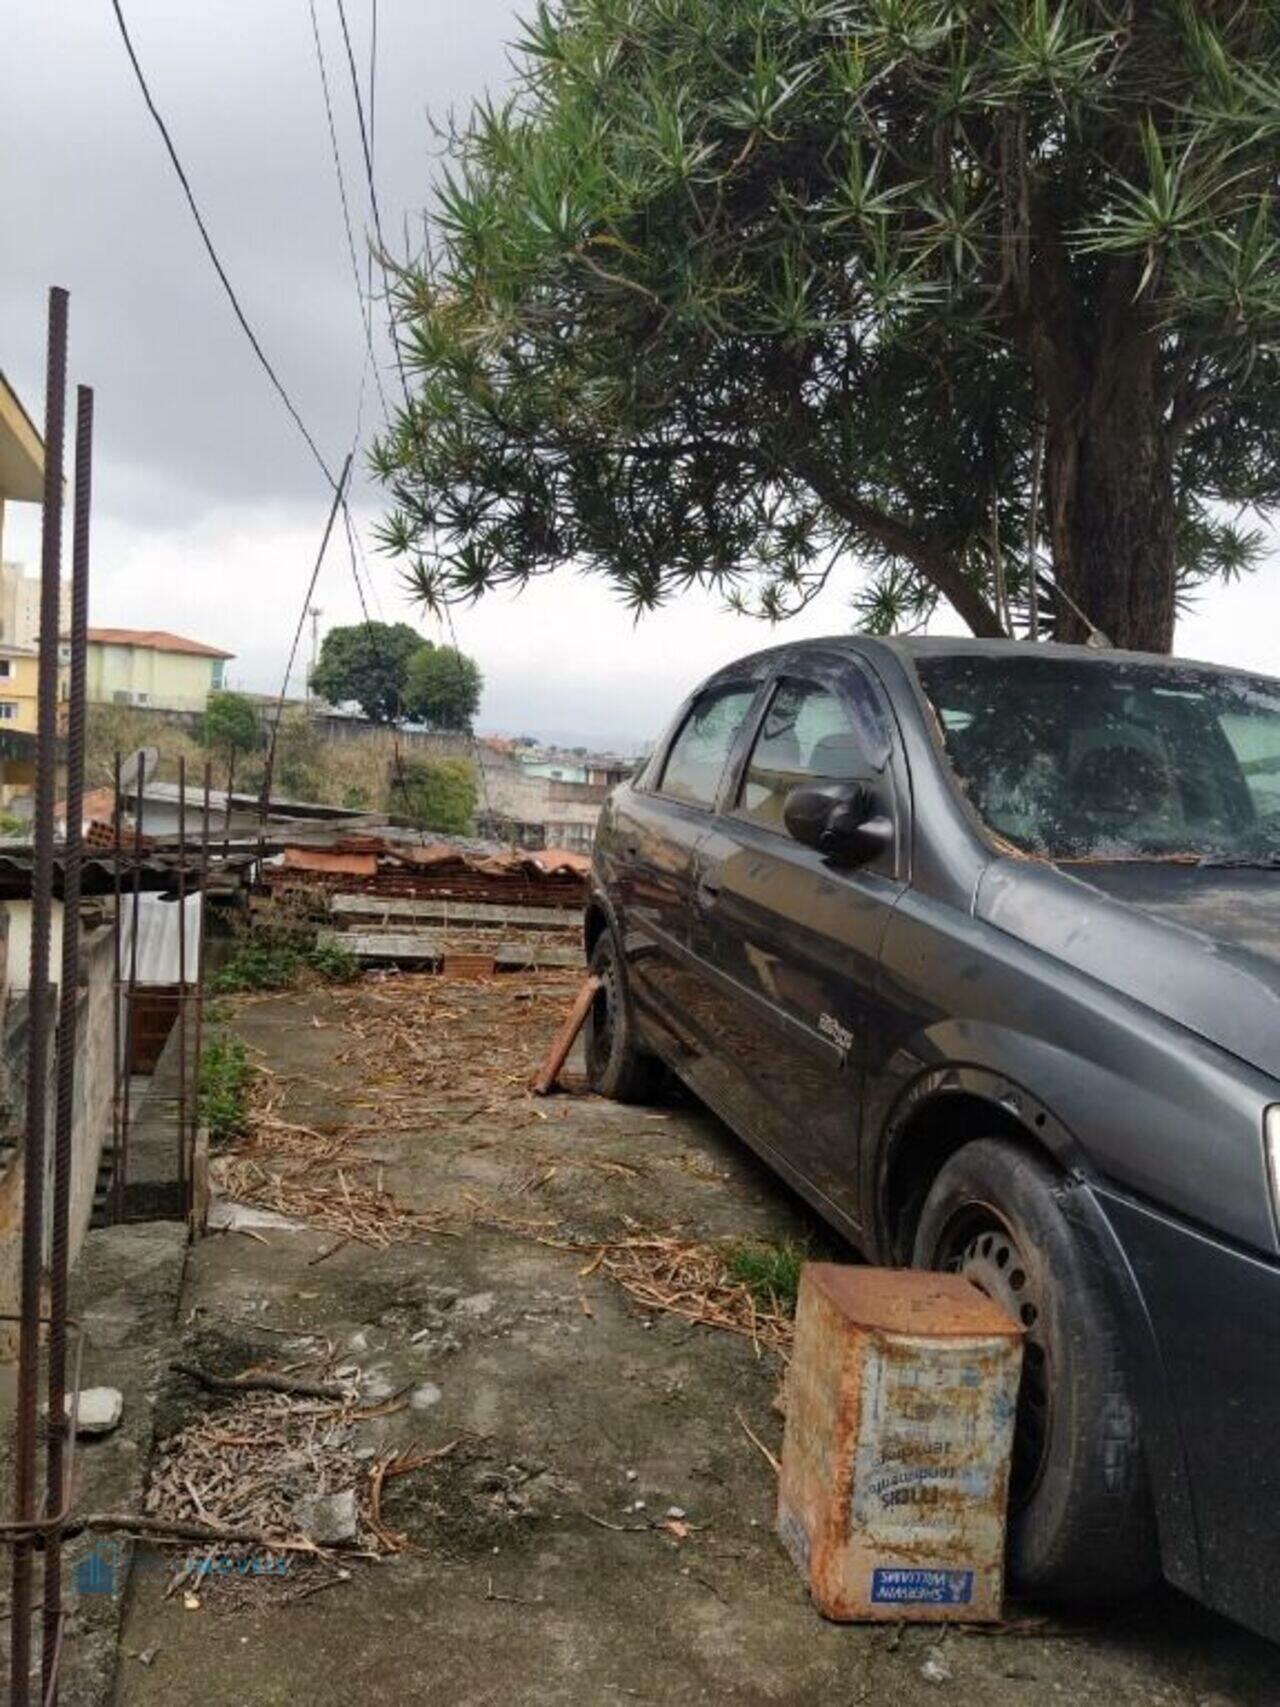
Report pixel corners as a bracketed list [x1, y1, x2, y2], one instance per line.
[591, 633, 1280, 1640]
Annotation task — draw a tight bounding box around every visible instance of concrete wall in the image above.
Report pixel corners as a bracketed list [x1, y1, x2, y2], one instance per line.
[0, 922, 117, 1355]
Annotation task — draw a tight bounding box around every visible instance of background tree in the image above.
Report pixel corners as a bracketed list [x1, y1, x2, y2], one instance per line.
[375, 0, 1280, 652]
[390, 756, 477, 835]
[202, 690, 261, 805]
[403, 643, 483, 730]
[309, 622, 424, 723]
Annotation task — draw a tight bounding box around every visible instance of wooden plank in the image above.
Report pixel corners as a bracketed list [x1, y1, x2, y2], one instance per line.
[330, 893, 581, 933]
[531, 974, 601, 1096]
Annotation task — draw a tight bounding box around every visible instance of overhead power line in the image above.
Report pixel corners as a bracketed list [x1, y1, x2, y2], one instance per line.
[109, 0, 336, 490]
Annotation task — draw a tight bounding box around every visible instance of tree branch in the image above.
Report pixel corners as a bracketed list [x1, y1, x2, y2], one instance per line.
[792, 454, 1006, 637]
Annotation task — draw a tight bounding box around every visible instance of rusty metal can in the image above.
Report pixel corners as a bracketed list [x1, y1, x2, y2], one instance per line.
[778, 1264, 1023, 1623]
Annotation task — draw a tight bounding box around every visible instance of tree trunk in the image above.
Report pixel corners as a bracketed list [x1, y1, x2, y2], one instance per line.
[1043, 325, 1177, 654]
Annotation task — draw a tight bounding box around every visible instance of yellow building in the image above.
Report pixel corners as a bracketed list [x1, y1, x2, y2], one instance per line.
[0, 642, 40, 733]
[0, 371, 46, 805]
[86, 628, 233, 714]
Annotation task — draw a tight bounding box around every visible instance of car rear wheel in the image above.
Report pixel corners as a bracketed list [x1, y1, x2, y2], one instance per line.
[912, 1139, 1157, 1599]
[584, 931, 664, 1103]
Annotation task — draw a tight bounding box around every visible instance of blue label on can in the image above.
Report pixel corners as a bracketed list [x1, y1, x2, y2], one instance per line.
[870, 1567, 975, 1605]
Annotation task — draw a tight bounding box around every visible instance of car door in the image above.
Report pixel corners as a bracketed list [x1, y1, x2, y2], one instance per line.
[613, 677, 764, 1061]
[686, 657, 908, 1234]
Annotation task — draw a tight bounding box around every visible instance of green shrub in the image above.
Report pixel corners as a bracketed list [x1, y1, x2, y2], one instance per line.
[209, 930, 361, 994]
[199, 1036, 255, 1144]
[305, 936, 360, 982]
[389, 756, 476, 836]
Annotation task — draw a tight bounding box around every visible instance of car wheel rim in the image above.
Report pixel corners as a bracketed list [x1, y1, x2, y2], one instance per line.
[933, 1204, 1053, 1509]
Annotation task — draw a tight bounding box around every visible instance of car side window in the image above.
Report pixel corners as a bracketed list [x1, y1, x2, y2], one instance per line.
[657, 684, 758, 809]
[737, 679, 877, 832]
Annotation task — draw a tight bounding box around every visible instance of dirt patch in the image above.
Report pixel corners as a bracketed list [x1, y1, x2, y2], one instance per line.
[112, 976, 1280, 1707]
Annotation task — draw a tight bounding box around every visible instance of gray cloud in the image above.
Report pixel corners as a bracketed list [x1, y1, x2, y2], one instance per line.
[1, 0, 1275, 749]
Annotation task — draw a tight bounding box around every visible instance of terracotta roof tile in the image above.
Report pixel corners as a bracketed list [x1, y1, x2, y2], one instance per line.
[86, 627, 234, 660]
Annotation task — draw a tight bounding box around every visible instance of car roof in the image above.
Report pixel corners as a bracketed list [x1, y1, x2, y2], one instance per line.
[704, 632, 1271, 685]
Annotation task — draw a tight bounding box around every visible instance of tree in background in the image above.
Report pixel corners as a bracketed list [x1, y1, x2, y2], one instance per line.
[202, 690, 261, 804]
[403, 643, 483, 731]
[309, 622, 424, 723]
[390, 756, 477, 835]
[375, 1, 1280, 652]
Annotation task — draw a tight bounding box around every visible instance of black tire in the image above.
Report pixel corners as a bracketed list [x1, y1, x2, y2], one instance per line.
[912, 1139, 1157, 1599]
[583, 931, 664, 1103]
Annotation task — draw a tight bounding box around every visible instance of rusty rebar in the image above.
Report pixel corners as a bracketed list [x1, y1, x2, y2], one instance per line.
[40, 383, 92, 1700]
[11, 282, 69, 1707]
[176, 757, 188, 1213]
[119, 760, 145, 1193]
[110, 751, 123, 1222]
[190, 763, 212, 1212]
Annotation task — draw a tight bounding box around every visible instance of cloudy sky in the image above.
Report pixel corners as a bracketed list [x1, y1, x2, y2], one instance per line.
[3, 2, 1278, 752]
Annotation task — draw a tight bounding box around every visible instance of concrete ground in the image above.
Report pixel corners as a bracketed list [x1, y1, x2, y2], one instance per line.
[113, 974, 1280, 1706]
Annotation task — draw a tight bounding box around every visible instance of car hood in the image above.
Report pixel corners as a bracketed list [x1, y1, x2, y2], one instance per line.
[977, 857, 1280, 1078]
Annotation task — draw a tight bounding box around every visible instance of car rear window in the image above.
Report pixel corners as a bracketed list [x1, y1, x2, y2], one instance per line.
[657, 685, 757, 809]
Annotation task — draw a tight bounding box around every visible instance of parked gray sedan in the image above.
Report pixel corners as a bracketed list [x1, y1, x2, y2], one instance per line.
[584, 636, 1280, 1640]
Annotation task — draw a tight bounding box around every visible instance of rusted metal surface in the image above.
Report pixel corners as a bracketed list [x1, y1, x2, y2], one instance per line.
[41, 380, 93, 1698]
[777, 1264, 1022, 1624]
[190, 763, 211, 1215]
[10, 284, 69, 1707]
[176, 757, 188, 1213]
[111, 751, 123, 1222]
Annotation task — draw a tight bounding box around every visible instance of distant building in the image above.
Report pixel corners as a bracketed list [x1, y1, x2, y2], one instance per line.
[0, 371, 57, 804]
[86, 628, 233, 714]
[477, 748, 635, 853]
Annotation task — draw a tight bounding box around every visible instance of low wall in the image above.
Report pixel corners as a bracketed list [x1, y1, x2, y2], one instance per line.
[0, 922, 116, 1355]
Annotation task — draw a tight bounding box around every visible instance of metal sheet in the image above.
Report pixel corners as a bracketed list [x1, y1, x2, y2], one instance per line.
[118, 892, 202, 985]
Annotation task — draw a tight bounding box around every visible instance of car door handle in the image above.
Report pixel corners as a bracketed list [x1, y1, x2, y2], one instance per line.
[695, 871, 723, 907]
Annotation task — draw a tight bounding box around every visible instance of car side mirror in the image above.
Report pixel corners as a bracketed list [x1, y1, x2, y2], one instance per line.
[783, 780, 894, 868]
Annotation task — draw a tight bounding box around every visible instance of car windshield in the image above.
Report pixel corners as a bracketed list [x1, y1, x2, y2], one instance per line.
[915, 653, 1280, 862]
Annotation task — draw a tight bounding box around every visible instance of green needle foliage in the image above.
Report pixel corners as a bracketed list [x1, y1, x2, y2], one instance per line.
[375, 0, 1280, 653]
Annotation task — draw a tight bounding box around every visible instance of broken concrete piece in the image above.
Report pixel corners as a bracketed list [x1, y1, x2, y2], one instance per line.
[292, 1488, 359, 1545]
[68, 1386, 124, 1436]
[207, 1199, 305, 1234]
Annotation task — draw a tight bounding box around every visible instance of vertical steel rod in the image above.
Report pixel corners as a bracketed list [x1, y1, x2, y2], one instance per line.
[120, 768, 144, 1208]
[190, 763, 212, 1212]
[110, 752, 123, 1222]
[176, 757, 188, 1214]
[11, 282, 69, 1707]
[41, 382, 92, 1701]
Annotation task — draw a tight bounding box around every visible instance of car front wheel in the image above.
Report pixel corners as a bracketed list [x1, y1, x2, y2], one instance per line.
[912, 1138, 1157, 1599]
[583, 931, 663, 1103]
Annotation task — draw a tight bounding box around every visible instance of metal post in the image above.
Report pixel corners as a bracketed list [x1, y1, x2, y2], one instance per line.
[42, 382, 92, 1700]
[11, 282, 69, 1707]
[110, 751, 123, 1222]
[119, 767, 144, 1211]
[176, 756, 188, 1214]
[190, 763, 211, 1207]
